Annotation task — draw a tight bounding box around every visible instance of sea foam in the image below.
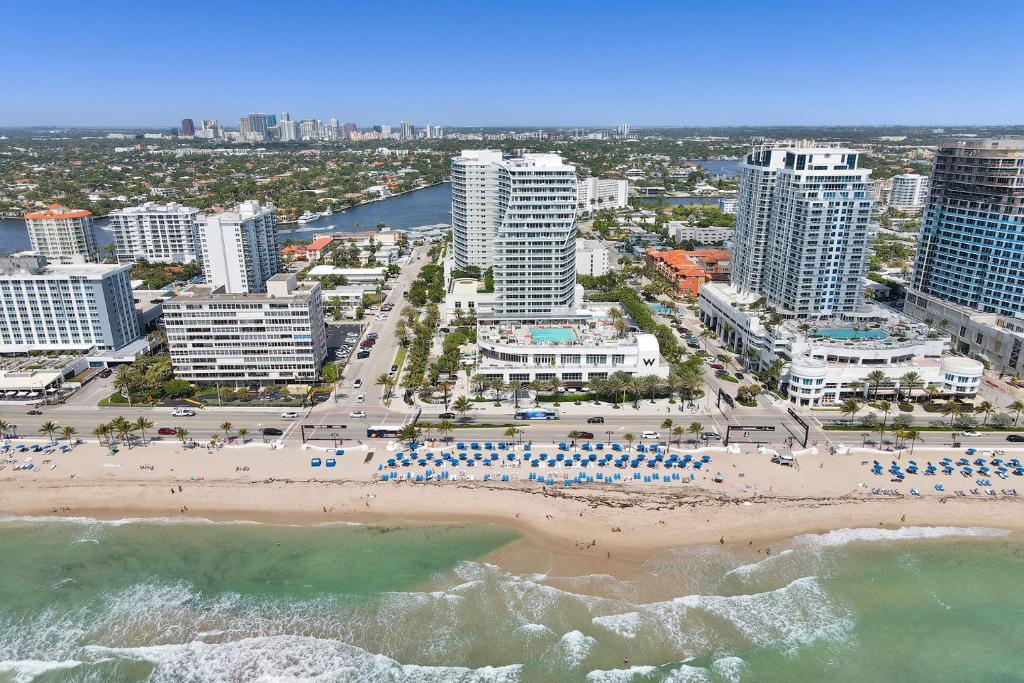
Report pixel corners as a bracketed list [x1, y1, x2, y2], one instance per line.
[795, 526, 1011, 548]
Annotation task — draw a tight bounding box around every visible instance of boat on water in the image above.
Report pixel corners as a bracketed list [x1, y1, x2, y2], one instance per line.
[320, 207, 334, 217]
[297, 211, 319, 225]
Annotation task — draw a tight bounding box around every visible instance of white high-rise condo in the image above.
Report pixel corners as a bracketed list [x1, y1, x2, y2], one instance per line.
[196, 201, 281, 294]
[451, 149, 503, 269]
[889, 173, 930, 208]
[24, 204, 98, 264]
[108, 202, 200, 264]
[451, 150, 579, 319]
[730, 144, 875, 317]
[0, 253, 140, 353]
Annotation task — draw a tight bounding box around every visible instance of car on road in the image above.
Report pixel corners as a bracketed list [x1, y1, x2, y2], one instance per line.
[360, 339, 375, 348]
[640, 431, 660, 440]
[710, 363, 725, 370]
[438, 412, 456, 420]
[171, 408, 196, 417]
[356, 350, 370, 359]
[960, 430, 982, 438]
[366, 332, 378, 340]
[349, 410, 366, 418]
[353, 379, 363, 389]
[99, 368, 113, 378]
[262, 427, 283, 436]
[381, 303, 394, 312]
[686, 340, 701, 349]
[158, 427, 176, 436]
[576, 431, 595, 440]
[27, 409, 42, 415]
[281, 411, 301, 419]
[1007, 434, 1024, 442]
[356, 394, 365, 403]
[701, 431, 722, 441]
[390, 364, 399, 374]
[586, 416, 605, 424]
[735, 372, 745, 380]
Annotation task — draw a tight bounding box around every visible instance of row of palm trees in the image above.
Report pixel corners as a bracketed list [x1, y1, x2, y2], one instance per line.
[842, 396, 1024, 428]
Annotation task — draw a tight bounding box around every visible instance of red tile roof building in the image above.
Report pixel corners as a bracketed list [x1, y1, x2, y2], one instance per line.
[645, 248, 731, 297]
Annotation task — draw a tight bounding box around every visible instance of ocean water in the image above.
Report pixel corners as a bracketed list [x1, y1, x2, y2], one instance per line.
[0, 519, 1021, 682]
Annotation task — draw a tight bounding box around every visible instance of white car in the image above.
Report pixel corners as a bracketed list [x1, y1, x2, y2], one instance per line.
[281, 411, 301, 419]
[960, 431, 982, 438]
[353, 379, 363, 389]
[349, 410, 366, 418]
[171, 408, 196, 417]
[356, 394, 365, 403]
[640, 431, 660, 440]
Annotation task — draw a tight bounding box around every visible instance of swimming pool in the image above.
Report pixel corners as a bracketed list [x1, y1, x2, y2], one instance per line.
[649, 303, 675, 315]
[812, 328, 888, 340]
[529, 327, 576, 343]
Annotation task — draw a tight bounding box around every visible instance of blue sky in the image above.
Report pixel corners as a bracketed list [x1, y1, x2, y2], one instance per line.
[3, 0, 1022, 127]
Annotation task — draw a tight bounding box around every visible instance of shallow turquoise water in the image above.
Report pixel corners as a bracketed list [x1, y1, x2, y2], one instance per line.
[0, 519, 1020, 682]
[529, 326, 577, 343]
[812, 328, 888, 340]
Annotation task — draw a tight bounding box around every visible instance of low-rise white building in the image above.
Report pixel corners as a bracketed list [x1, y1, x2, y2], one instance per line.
[577, 177, 629, 213]
[698, 281, 983, 406]
[443, 278, 495, 322]
[306, 265, 386, 284]
[667, 222, 733, 244]
[163, 273, 326, 384]
[576, 239, 610, 277]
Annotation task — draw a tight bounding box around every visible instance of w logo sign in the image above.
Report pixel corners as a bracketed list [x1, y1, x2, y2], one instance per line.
[642, 358, 655, 366]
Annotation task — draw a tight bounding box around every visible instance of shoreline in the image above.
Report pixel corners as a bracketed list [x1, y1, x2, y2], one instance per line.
[276, 181, 447, 226]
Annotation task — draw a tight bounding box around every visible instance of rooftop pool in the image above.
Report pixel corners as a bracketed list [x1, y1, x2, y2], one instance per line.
[529, 326, 577, 343]
[812, 327, 888, 340]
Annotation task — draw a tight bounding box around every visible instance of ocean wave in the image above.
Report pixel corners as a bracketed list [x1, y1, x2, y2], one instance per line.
[554, 630, 597, 669]
[723, 549, 794, 578]
[674, 576, 853, 654]
[0, 658, 84, 683]
[584, 664, 658, 681]
[86, 635, 522, 682]
[591, 612, 642, 639]
[794, 526, 1011, 548]
[0, 514, 301, 528]
[663, 663, 713, 682]
[711, 656, 748, 681]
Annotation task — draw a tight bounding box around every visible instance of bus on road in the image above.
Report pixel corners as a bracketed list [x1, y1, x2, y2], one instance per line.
[514, 408, 559, 421]
[367, 424, 403, 438]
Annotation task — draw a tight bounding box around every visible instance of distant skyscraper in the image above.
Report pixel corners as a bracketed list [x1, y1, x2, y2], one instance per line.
[451, 150, 579, 319]
[196, 201, 280, 294]
[24, 204, 99, 263]
[400, 121, 414, 140]
[380, 124, 392, 136]
[240, 113, 271, 141]
[279, 119, 301, 142]
[280, 112, 290, 122]
[731, 144, 874, 317]
[616, 123, 630, 136]
[263, 113, 277, 128]
[180, 118, 195, 136]
[343, 122, 357, 138]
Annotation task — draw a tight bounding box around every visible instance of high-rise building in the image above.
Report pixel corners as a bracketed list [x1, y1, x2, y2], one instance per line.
[24, 204, 99, 264]
[196, 201, 281, 294]
[108, 202, 200, 264]
[343, 122, 357, 138]
[0, 253, 140, 353]
[163, 274, 327, 385]
[280, 112, 290, 122]
[278, 119, 301, 142]
[380, 124, 393, 137]
[179, 118, 195, 136]
[299, 119, 319, 140]
[424, 124, 443, 139]
[889, 173, 930, 208]
[616, 123, 630, 136]
[240, 113, 271, 141]
[577, 177, 629, 212]
[729, 144, 874, 317]
[451, 150, 504, 269]
[400, 121, 414, 140]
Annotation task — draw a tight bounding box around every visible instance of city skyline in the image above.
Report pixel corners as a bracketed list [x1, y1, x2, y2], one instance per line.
[3, 1, 1024, 128]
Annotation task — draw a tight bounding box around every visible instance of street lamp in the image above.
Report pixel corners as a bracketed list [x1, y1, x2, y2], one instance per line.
[861, 432, 869, 447]
[259, 423, 265, 443]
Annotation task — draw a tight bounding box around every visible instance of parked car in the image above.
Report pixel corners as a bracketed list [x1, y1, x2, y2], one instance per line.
[1007, 434, 1024, 442]
[27, 409, 42, 415]
[281, 411, 301, 419]
[700, 431, 722, 441]
[686, 340, 701, 349]
[960, 430, 982, 438]
[710, 363, 725, 370]
[586, 416, 605, 424]
[262, 427, 283, 436]
[172, 408, 196, 417]
[157, 427, 176, 436]
[640, 431, 660, 440]
[735, 372, 745, 380]
[353, 379, 363, 389]
[439, 412, 456, 420]
[356, 350, 370, 359]
[366, 332, 379, 340]
[576, 431, 595, 440]
[390, 364, 399, 374]
[350, 410, 366, 418]
[357, 394, 365, 403]
[99, 368, 113, 378]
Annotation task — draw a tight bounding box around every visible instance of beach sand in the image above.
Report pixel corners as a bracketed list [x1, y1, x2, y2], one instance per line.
[2, 438, 1022, 575]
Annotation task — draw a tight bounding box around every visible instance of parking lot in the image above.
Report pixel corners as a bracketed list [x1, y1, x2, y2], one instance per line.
[326, 323, 364, 365]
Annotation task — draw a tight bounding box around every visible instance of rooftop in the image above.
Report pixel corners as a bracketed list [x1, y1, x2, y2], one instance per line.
[24, 204, 91, 220]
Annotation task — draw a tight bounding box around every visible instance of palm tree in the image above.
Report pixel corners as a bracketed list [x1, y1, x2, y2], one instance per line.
[113, 417, 136, 448]
[237, 427, 249, 443]
[661, 418, 674, 431]
[546, 376, 564, 396]
[976, 400, 995, 426]
[0, 420, 9, 440]
[470, 374, 486, 399]
[866, 370, 888, 400]
[643, 375, 663, 403]
[941, 401, 963, 427]
[567, 430, 582, 446]
[899, 372, 921, 403]
[60, 426, 77, 443]
[623, 433, 634, 451]
[437, 419, 454, 443]
[877, 401, 892, 443]
[113, 370, 135, 407]
[604, 375, 625, 408]
[92, 423, 109, 445]
[840, 398, 862, 421]
[453, 395, 472, 419]
[134, 417, 153, 445]
[688, 422, 703, 443]
[503, 425, 519, 445]
[39, 420, 59, 445]
[1009, 400, 1024, 427]
[174, 426, 189, 445]
[397, 423, 420, 447]
[904, 428, 921, 455]
[376, 373, 392, 399]
[672, 425, 685, 446]
[848, 380, 864, 399]
[220, 421, 233, 441]
[626, 375, 644, 408]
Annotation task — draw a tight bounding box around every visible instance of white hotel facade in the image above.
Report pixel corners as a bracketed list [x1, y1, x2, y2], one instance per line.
[163, 274, 326, 384]
[108, 202, 201, 264]
[196, 201, 281, 294]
